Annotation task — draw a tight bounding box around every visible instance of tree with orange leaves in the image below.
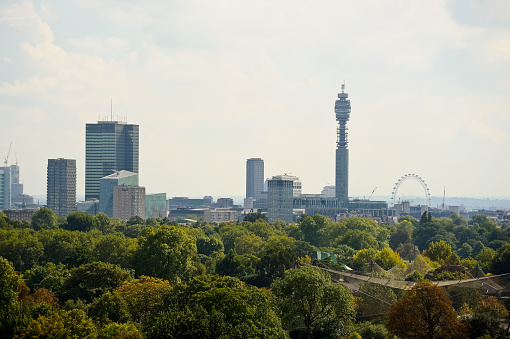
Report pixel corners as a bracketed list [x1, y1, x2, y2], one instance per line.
[387, 282, 469, 339]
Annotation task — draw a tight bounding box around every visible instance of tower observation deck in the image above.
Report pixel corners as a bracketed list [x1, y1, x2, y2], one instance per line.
[335, 84, 351, 203]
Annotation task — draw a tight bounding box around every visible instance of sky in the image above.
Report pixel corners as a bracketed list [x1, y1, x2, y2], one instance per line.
[1, 0, 510, 200]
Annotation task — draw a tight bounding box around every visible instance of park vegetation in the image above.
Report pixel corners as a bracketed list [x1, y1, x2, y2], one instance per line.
[0, 209, 509, 338]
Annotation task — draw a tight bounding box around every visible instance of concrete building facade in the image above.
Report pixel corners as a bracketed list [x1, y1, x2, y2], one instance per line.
[267, 175, 295, 223]
[271, 174, 302, 197]
[99, 170, 138, 217]
[112, 185, 146, 220]
[335, 84, 351, 204]
[85, 120, 139, 200]
[246, 158, 264, 208]
[47, 158, 77, 217]
[204, 208, 240, 223]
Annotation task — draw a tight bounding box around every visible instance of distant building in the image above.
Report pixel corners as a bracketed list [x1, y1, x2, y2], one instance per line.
[145, 193, 167, 218]
[0, 167, 11, 210]
[3, 208, 38, 222]
[85, 120, 139, 200]
[112, 185, 146, 220]
[257, 191, 268, 209]
[246, 158, 264, 208]
[244, 197, 255, 209]
[321, 185, 335, 197]
[267, 175, 295, 223]
[167, 197, 211, 209]
[203, 196, 214, 206]
[10, 164, 23, 199]
[99, 170, 138, 217]
[47, 158, 76, 217]
[77, 199, 99, 215]
[11, 194, 34, 207]
[271, 174, 302, 197]
[204, 208, 240, 224]
[335, 84, 351, 203]
[216, 198, 234, 209]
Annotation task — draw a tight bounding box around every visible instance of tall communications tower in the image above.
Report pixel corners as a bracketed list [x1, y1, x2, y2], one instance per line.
[335, 84, 351, 203]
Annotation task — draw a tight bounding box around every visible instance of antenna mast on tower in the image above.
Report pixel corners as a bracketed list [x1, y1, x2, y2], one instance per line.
[111, 99, 113, 121]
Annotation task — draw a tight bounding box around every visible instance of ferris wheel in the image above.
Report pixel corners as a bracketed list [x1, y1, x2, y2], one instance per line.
[391, 174, 431, 207]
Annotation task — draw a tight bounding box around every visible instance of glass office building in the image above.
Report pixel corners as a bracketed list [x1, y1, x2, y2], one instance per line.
[0, 167, 11, 210]
[99, 170, 139, 217]
[85, 121, 139, 200]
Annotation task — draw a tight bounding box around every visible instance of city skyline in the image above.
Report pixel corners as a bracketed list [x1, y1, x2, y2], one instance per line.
[1, 1, 510, 199]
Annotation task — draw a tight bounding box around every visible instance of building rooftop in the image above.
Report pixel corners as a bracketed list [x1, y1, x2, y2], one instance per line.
[101, 170, 137, 180]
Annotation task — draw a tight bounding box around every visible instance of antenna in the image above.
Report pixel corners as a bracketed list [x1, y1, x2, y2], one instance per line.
[341, 81, 345, 93]
[442, 186, 446, 210]
[111, 99, 113, 121]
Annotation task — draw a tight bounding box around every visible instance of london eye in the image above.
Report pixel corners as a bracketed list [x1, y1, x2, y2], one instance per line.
[391, 174, 431, 208]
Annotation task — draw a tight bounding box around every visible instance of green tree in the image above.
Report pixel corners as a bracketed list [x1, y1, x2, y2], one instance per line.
[244, 212, 268, 223]
[196, 235, 224, 256]
[271, 266, 355, 339]
[218, 223, 251, 252]
[299, 215, 328, 247]
[126, 216, 144, 226]
[115, 276, 173, 324]
[490, 242, 510, 274]
[215, 249, 257, 278]
[155, 275, 288, 339]
[255, 242, 296, 287]
[24, 262, 70, 293]
[0, 230, 44, 271]
[95, 212, 113, 233]
[100, 322, 141, 339]
[335, 229, 378, 251]
[405, 270, 424, 282]
[31, 207, 58, 230]
[460, 313, 506, 339]
[420, 211, 432, 225]
[93, 234, 137, 268]
[352, 248, 377, 271]
[65, 211, 97, 232]
[37, 229, 95, 267]
[88, 291, 131, 325]
[357, 323, 389, 339]
[61, 262, 133, 303]
[132, 225, 197, 283]
[0, 257, 22, 309]
[234, 233, 263, 255]
[374, 248, 404, 270]
[19, 309, 96, 339]
[424, 240, 459, 265]
[389, 228, 411, 250]
[476, 247, 496, 273]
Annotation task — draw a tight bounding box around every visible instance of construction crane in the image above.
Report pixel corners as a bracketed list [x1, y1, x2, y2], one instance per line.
[4, 142, 12, 167]
[367, 187, 377, 201]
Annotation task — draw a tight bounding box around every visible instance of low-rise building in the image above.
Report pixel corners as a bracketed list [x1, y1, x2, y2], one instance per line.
[3, 208, 38, 222]
[204, 208, 240, 224]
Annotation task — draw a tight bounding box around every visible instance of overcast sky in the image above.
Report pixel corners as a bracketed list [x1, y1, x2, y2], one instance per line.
[1, 0, 509, 200]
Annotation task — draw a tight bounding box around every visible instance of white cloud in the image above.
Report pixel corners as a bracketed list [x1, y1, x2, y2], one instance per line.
[1, 0, 510, 198]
